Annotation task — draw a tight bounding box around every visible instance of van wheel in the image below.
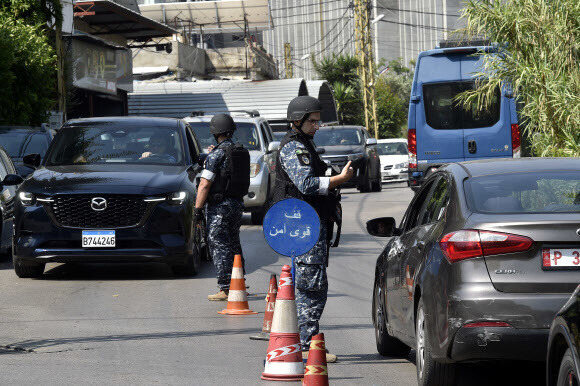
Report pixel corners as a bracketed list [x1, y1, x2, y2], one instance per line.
[416, 298, 455, 385]
[13, 255, 45, 278]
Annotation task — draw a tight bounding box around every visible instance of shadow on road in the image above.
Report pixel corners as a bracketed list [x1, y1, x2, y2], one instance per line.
[34, 260, 216, 281]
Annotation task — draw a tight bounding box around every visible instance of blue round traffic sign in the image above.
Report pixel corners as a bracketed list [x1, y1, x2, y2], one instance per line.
[263, 198, 320, 257]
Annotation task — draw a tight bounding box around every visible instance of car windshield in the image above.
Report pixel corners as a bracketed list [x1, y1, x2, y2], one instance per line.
[465, 172, 580, 213]
[0, 131, 49, 158]
[45, 125, 185, 166]
[423, 80, 501, 130]
[190, 122, 261, 152]
[377, 142, 407, 156]
[315, 129, 362, 146]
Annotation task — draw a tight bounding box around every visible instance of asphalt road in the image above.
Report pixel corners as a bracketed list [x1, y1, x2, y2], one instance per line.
[0, 182, 545, 385]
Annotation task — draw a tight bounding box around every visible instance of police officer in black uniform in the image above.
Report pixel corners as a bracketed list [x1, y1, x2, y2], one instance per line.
[195, 114, 247, 301]
[273, 96, 353, 362]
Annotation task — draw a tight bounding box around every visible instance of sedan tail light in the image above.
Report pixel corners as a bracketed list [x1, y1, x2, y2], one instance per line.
[440, 230, 533, 263]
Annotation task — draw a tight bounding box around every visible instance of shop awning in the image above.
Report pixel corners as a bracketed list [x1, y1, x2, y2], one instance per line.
[139, 0, 272, 33]
[74, 0, 177, 40]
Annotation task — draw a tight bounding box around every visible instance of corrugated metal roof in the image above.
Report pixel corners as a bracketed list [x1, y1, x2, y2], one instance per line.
[128, 79, 330, 123]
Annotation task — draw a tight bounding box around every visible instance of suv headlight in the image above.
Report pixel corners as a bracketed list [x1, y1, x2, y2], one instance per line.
[169, 191, 187, 205]
[348, 153, 365, 161]
[395, 162, 408, 169]
[250, 163, 261, 178]
[19, 192, 35, 206]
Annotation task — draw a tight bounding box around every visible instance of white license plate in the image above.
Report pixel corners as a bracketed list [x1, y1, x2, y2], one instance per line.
[542, 248, 580, 269]
[82, 230, 116, 248]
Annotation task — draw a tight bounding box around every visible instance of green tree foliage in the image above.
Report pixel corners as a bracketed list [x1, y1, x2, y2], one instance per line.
[458, 0, 580, 157]
[375, 58, 414, 138]
[313, 54, 414, 138]
[0, 13, 56, 125]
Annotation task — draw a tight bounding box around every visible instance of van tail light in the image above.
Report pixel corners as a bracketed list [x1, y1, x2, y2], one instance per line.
[440, 230, 533, 263]
[463, 321, 512, 328]
[511, 124, 521, 158]
[408, 129, 417, 169]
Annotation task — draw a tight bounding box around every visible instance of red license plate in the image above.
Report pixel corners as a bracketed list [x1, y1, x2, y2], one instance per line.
[542, 248, 580, 269]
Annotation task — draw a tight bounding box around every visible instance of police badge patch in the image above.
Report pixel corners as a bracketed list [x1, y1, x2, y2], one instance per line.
[296, 149, 311, 165]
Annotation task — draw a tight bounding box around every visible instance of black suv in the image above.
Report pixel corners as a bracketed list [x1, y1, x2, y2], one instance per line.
[0, 125, 55, 177]
[315, 125, 382, 192]
[13, 117, 204, 278]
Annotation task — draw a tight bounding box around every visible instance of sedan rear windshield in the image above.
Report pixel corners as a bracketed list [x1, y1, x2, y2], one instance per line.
[423, 81, 501, 130]
[189, 122, 261, 152]
[46, 126, 185, 166]
[465, 172, 580, 213]
[315, 129, 362, 146]
[377, 142, 407, 156]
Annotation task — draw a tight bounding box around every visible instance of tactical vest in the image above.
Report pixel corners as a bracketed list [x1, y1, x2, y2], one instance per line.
[273, 130, 330, 219]
[208, 139, 250, 202]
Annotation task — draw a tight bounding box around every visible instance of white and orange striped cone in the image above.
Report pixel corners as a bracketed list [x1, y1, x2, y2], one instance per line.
[250, 273, 277, 340]
[261, 265, 304, 381]
[218, 254, 257, 315]
[303, 333, 329, 385]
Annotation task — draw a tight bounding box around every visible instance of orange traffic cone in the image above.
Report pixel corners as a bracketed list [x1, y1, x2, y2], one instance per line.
[303, 333, 329, 385]
[250, 274, 277, 340]
[218, 254, 257, 315]
[261, 265, 303, 381]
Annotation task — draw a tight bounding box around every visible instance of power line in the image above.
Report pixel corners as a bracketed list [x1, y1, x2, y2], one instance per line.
[375, 4, 461, 18]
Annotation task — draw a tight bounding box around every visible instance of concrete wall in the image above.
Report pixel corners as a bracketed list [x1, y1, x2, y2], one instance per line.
[205, 43, 277, 80]
[374, 0, 464, 68]
[132, 41, 206, 79]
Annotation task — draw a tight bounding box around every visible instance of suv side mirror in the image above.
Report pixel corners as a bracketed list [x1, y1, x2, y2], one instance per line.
[2, 174, 24, 186]
[366, 138, 378, 146]
[23, 153, 41, 169]
[267, 141, 280, 154]
[366, 217, 398, 237]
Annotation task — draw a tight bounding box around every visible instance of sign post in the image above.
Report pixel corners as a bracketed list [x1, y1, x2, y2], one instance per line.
[263, 198, 320, 283]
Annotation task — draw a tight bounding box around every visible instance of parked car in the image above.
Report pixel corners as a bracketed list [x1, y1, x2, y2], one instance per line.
[407, 44, 521, 191]
[367, 158, 580, 385]
[376, 138, 409, 183]
[13, 117, 205, 278]
[184, 111, 279, 225]
[315, 125, 381, 192]
[0, 146, 24, 258]
[547, 285, 580, 386]
[0, 125, 55, 177]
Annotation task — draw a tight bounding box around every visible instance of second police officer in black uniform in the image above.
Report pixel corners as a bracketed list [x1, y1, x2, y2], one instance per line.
[194, 114, 250, 301]
[273, 96, 354, 362]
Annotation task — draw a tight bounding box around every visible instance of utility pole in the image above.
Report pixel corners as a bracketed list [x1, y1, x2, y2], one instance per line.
[353, 0, 379, 138]
[284, 42, 293, 78]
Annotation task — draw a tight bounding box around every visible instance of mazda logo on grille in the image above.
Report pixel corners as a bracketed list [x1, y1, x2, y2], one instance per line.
[91, 197, 107, 211]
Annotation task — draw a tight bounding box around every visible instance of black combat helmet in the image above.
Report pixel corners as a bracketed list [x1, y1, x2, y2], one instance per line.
[287, 96, 322, 121]
[209, 113, 237, 135]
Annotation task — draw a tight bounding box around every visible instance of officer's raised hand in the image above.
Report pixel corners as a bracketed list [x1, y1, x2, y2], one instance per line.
[329, 160, 354, 189]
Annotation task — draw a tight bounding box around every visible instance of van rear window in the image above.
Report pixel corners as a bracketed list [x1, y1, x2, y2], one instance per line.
[423, 81, 500, 130]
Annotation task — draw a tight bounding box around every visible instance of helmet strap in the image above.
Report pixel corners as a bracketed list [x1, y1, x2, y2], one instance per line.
[293, 114, 313, 140]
